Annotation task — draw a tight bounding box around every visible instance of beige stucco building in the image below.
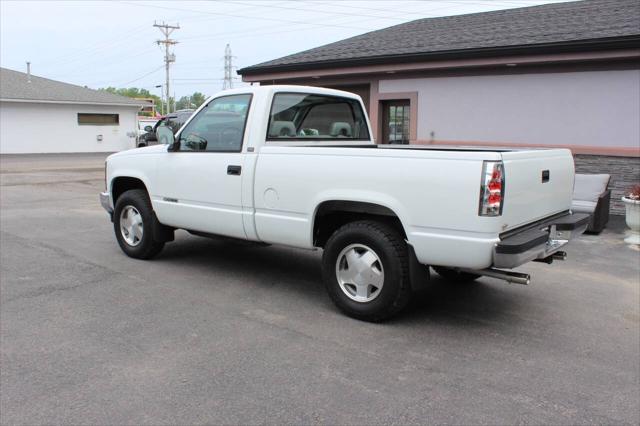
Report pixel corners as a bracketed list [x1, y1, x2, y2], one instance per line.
[239, 0, 640, 214]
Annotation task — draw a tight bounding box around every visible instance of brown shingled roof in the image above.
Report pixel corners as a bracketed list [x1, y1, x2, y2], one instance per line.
[239, 0, 640, 75]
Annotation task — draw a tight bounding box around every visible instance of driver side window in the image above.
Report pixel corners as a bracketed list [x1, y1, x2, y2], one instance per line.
[178, 94, 251, 152]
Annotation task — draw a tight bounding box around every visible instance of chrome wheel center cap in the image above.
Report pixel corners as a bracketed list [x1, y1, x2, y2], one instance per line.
[335, 244, 384, 303]
[120, 205, 143, 247]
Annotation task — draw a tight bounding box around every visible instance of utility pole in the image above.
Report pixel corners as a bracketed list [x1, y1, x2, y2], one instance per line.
[223, 44, 234, 90]
[154, 21, 179, 114]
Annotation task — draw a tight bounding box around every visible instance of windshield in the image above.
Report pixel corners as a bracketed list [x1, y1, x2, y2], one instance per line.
[177, 94, 252, 152]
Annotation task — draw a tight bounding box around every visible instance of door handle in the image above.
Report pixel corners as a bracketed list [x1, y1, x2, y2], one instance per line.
[227, 165, 242, 176]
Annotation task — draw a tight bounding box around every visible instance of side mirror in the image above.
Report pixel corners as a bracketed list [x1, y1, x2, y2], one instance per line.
[156, 126, 175, 147]
[144, 125, 153, 132]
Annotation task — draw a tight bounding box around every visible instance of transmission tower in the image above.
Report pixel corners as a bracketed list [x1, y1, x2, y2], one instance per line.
[223, 44, 234, 90]
[154, 21, 180, 114]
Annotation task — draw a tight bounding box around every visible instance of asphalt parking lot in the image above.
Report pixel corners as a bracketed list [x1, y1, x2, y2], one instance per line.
[1, 153, 639, 425]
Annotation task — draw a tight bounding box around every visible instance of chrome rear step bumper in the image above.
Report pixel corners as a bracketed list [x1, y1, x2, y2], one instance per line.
[492, 212, 589, 269]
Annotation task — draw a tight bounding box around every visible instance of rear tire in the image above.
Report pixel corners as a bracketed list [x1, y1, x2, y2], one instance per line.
[322, 220, 411, 322]
[432, 266, 480, 283]
[113, 189, 165, 259]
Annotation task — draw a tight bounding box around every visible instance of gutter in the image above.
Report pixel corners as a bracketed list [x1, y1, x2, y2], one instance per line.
[238, 35, 640, 76]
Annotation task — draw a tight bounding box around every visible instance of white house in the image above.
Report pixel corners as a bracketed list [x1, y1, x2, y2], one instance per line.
[0, 67, 143, 153]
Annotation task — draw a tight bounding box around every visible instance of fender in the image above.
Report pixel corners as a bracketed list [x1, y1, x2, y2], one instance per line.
[310, 190, 412, 246]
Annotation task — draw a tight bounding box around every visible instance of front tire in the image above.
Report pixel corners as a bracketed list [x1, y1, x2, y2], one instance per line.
[113, 189, 164, 259]
[322, 220, 411, 322]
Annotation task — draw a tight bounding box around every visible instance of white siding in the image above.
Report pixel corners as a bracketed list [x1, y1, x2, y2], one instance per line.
[0, 102, 139, 153]
[379, 69, 640, 149]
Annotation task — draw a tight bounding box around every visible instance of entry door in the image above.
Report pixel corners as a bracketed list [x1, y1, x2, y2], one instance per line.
[381, 100, 410, 144]
[153, 94, 252, 239]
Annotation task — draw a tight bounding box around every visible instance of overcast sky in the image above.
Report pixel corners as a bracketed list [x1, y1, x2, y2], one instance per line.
[1, 0, 566, 97]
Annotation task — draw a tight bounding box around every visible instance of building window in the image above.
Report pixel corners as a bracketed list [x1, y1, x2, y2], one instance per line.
[381, 100, 410, 144]
[77, 113, 119, 125]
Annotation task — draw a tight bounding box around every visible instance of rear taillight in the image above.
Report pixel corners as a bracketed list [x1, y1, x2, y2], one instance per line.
[479, 161, 504, 216]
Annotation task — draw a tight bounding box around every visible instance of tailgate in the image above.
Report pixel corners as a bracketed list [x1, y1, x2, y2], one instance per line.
[500, 149, 575, 230]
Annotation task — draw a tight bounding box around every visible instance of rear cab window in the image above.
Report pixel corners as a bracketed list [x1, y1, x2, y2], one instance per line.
[267, 93, 370, 141]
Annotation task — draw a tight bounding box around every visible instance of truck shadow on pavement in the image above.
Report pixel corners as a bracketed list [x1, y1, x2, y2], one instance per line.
[158, 232, 327, 297]
[157, 232, 524, 325]
[402, 277, 526, 326]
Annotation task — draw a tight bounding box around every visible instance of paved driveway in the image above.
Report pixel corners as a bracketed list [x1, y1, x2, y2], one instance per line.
[1, 154, 638, 425]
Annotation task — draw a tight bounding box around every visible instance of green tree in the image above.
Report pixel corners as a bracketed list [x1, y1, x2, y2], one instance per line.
[100, 87, 207, 115]
[175, 92, 207, 110]
[175, 96, 192, 110]
[191, 92, 206, 108]
[100, 87, 163, 115]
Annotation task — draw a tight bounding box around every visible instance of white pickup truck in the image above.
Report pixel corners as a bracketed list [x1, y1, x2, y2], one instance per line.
[100, 85, 588, 321]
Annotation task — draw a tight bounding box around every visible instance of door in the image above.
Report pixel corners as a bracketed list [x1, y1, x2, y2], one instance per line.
[153, 94, 252, 239]
[381, 100, 410, 144]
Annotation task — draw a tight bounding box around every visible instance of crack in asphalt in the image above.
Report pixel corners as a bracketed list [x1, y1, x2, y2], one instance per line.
[0, 230, 123, 304]
[0, 178, 102, 187]
[0, 167, 104, 174]
[2, 278, 107, 304]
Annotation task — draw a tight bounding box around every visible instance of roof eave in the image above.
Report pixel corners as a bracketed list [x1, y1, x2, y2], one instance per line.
[238, 35, 640, 76]
[0, 98, 144, 108]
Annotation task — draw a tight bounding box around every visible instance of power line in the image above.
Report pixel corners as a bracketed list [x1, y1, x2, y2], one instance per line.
[175, 0, 503, 45]
[119, 65, 165, 86]
[37, 24, 150, 68]
[38, 0, 553, 96]
[177, 2, 385, 43]
[90, 64, 165, 88]
[216, 0, 415, 21]
[74, 0, 543, 79]
[172, 81, 238, 86]
[120, 1, 375, 31]
[177, 22, 362, 48]
[280, 0, 544, 17]
[36, 0, 549, 80]
[46, 48, 158, 81]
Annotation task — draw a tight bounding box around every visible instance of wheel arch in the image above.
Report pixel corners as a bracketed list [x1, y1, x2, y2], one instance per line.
[312, 200, 408, 248]
[110, 175, 174, 243]
[110, 175, 149, 205]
